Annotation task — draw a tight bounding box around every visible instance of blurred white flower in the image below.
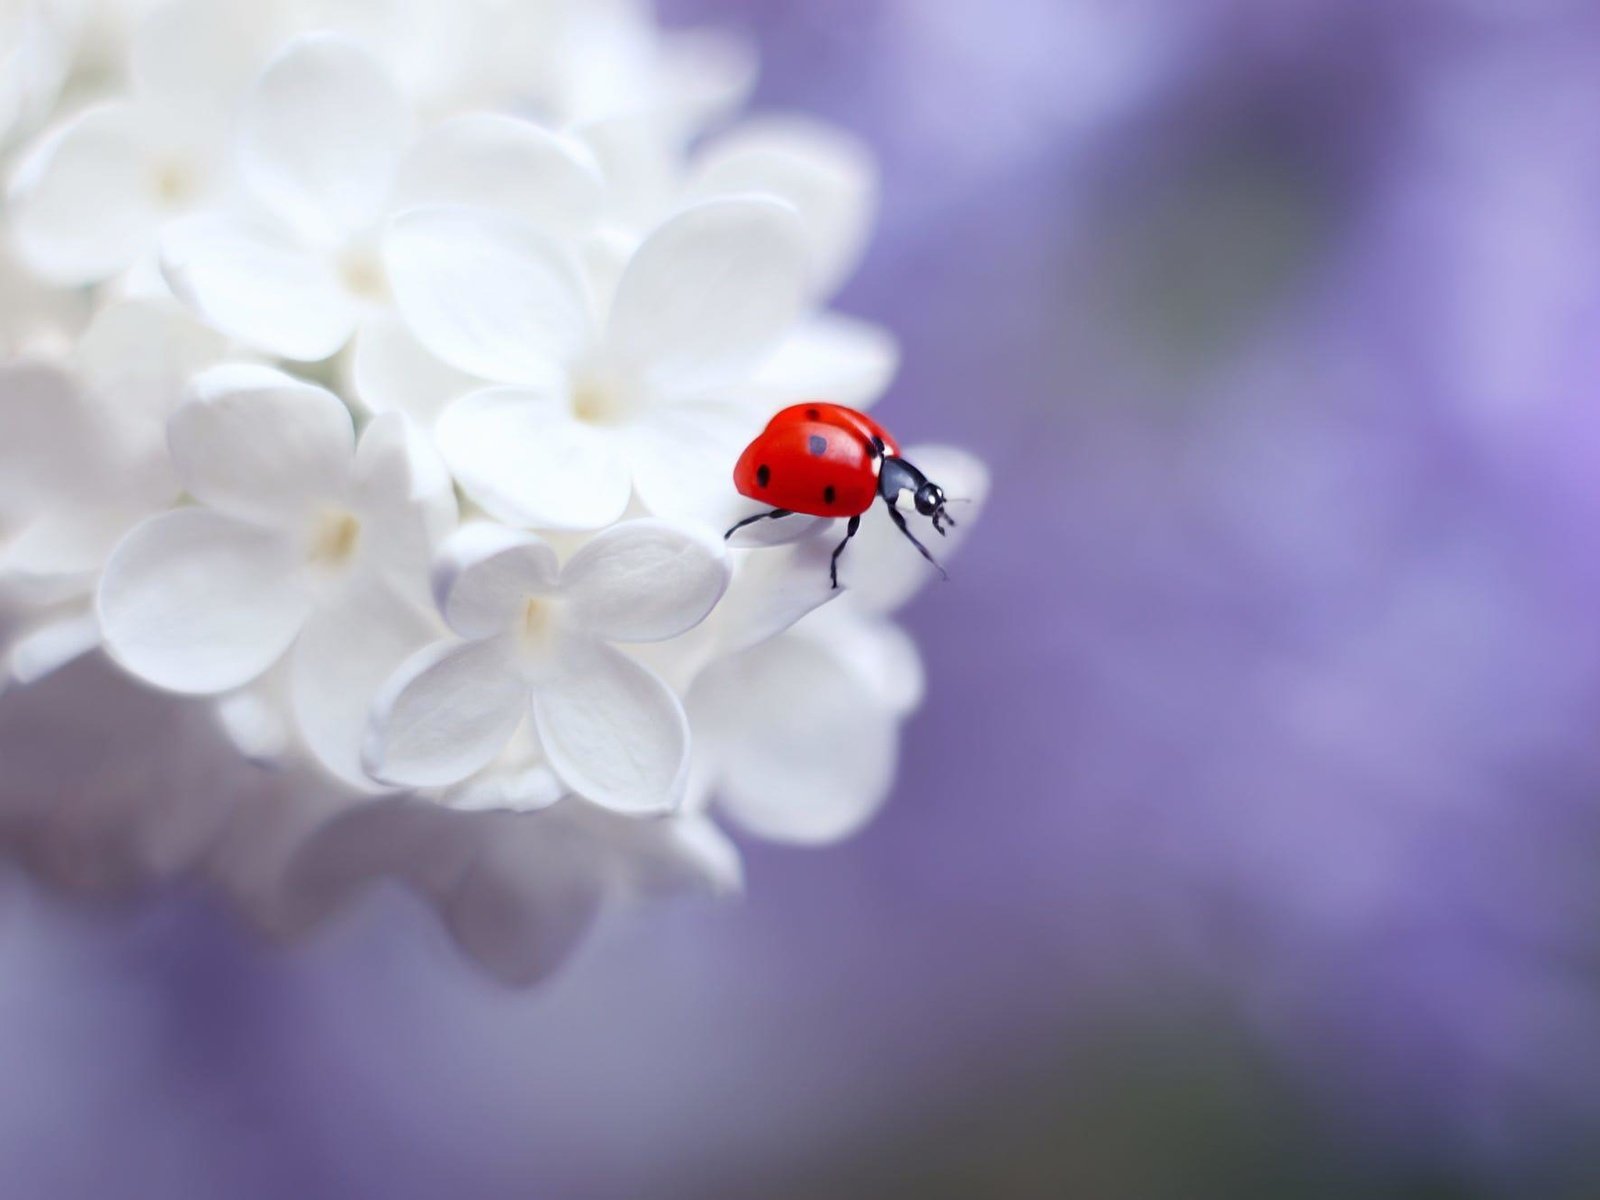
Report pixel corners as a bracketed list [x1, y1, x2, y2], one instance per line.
[366, 519, 727, 814]
[5, 0, 268, 283]
[0, 0, 981, 980]
[158, 33, 416, 359]
[97, 365, 454, 784]
[0, 0, 83, 153]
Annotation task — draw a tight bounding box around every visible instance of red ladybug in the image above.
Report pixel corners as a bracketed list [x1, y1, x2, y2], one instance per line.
[727, 402, 955, 588]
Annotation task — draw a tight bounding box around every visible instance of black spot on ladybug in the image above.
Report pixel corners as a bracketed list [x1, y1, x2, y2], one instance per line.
[823, 484, 836, 505]
[807, 434, 828, 457]
[756, 464, 771, 487]
[806, 407, 821, 420]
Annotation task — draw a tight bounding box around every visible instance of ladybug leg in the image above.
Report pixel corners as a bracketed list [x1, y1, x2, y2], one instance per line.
[885, 497, 948, 580]
[724, 508, 793, 540]
[829, 514, 861, 590]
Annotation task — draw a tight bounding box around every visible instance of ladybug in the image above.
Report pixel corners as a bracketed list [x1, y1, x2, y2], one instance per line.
[726, 402, 955, 588]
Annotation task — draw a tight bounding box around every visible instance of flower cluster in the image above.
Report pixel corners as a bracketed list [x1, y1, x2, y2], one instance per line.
[0, 0, 985, 981]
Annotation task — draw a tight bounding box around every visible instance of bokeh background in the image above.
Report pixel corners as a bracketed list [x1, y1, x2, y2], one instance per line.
[8, 1, 1600, 1196]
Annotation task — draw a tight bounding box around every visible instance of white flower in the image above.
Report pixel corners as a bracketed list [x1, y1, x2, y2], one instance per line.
[683, 116, 879, 303]
[97, 364, 455, 785]
[0, 0, 974, 985]
[0, 299, 222, 685]
[383, 195, 811, 528]
[5, 0, 269, 284]
[365, 519, 728, 813]
[161, 32, 612, 367]
[156, 33, 414, 360]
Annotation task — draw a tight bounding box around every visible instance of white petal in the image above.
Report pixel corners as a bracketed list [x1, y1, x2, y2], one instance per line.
[0, 362, 103, 511]
[799, 604, 925, 716]
[7, 103, 159, 284]
[603, 197, 811, 395]
[237, 34, 411, 245]
[842, 444, 990, 611]
[131, 0, 272, 112]
[560, 519, 729, 643]
[3, 612, 101, 691]
[162, 214, 355, 360]
[447, 761, 566, 814]
[169, 366, 354, 525]
[653, 26, 757, 127]
[348, 312, 476, 425]
[384, 205, 593, 384]
[624, 402, 765, 529]
[576, 115, 682, 229]
[290, 574, 438, 790]
[435, 387, 632, 530]
[74, 298, 226, 491]
[364, 636, 527, 788]
[432, 522, 559, 639]
[752, 314, 900, 408]
[213, 675, 292, 763]
[609, 810, 744, 900]
[532, 638, 688, 815]
[98, 508, 309, 694]
[439, 808, 607, 986]
[710, 540, 842, 658]
[687, 117, 876, 298]
[690, 634, 896, 844]
[2, 504, 145, 593]
[395, 114, 604, 237]
[350, 410, 457, 593]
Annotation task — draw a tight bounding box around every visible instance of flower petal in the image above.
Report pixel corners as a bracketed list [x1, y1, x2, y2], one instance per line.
[432, 522, 559, 639]
[364, 636, 528, 788]
[709, 539, 841, 658]
[624, 401, 765, 529]
[603, 196, 811, 396]
[350, 410, 457, 595]
[290, 573, 439, 790]
[394, 113, 604, 237]
[348, 312, 477, 425]
[74, 298, 227, 497]
[439, 807, 607, 986]
[533, 638, 688, 815]
[3, 612, 101, 692]
[752, 314, 899, 408]
[687, 117, 876, 299]
[435, 387, 632, 530]
[0, 362, 104, 512]
[168, 366, 354, 525]
[689, 632, 897, 844]
[237, 33, 411, 245]
[162, 214, 355, 360]
[98, 508, 309, 694]
[7, 103, 159, 284]
[384, 205, 593, 384]
[131, 0, 272, 112]
[560, 519, 729, 643]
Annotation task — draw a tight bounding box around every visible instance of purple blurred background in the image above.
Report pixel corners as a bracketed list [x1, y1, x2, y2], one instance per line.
[8, 1, 1600, 1195]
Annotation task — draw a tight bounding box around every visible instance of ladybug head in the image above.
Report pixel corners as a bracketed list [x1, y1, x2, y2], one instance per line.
[914, 481, 957, 535]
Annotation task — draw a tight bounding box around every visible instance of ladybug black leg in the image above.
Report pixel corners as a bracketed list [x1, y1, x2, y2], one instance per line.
[829, 514, 861, 590]
[724, 508, 793, 540]
[885, 497, 948, 580]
